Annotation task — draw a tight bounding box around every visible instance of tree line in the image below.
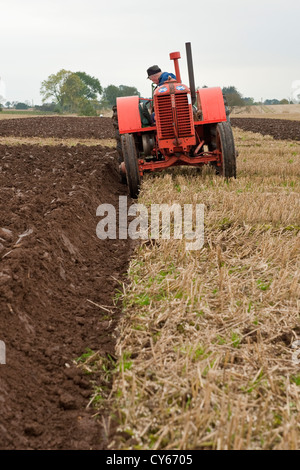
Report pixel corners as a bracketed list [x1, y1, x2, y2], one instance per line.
[0, 72, 292, 115]
[0, 70, 140, 115]
[40, 73, 288, 113]
[220, 86, 290, 107]
[39, 69, 139, 115]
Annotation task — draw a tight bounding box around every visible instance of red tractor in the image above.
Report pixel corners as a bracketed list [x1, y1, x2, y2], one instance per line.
[113, 43, 236, 198]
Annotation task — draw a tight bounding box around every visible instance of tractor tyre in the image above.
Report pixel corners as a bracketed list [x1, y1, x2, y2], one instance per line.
[121, 134, 141, 199]
[112, 105, 127, 184]
[215, 122, 236, 178]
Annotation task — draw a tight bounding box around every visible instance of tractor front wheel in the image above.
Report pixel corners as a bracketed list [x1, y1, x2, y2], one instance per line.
[121, 134, 141, 199]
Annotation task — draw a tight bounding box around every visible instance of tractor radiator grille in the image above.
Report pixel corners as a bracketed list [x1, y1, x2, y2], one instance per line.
[157, 93, 193, 140]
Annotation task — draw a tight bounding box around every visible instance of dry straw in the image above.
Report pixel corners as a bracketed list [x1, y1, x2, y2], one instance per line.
[0, 136, 115, 147]
[99, 128, 300, 450]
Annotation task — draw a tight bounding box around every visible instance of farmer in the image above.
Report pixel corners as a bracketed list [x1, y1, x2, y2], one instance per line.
[146, 66, 177, 124]
[147, 65, 176, 86]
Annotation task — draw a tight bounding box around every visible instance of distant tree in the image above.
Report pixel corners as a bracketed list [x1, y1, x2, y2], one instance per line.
[74, 71, 102, 99]
[60, 73, 86, 113]
[0, 104, 2, 112]
[40, 69, 102, 115]
[101, 85, 119, 107]
[35, 102, 59, 113]
[264, 99, 280, 105]
[243, 97, 255, 106]
[118, 85, 140, 98]
[101, 84, 140, 106]
[5, 101, 11, 108]
[222, 86, 238, 95]
[40, 69, 72, 107]
[78, 99, 99, 116]
[15, 102, 29, 109]
[222, 86, 245, 107]
[280, 99, 289, 105]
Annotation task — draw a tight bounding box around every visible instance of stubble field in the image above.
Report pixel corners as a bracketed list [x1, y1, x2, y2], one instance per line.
[0, 115, 299, 450]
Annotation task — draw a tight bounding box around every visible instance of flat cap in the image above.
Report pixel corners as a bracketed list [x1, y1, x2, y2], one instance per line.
[147, 65, 161, 77]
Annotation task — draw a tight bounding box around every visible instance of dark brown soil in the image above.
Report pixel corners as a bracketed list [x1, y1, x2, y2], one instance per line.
[231, 117, 300, 141]
[0, 139, 133, 449]
[0, 116, 115, 139]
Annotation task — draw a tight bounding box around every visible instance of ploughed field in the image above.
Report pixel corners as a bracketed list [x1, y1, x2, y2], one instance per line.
[1, 115, 300, 141]
[0, 116, 134, 449]
[231, 117, 300, 141]
[0, 115, 299, 450]
[0, 116, 114, 139]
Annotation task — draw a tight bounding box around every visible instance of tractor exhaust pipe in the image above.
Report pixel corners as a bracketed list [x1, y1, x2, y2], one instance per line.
[185, 42, 196, 105]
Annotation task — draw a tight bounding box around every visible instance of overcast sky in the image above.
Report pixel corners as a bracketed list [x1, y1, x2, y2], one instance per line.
[1, 0, 299, 105]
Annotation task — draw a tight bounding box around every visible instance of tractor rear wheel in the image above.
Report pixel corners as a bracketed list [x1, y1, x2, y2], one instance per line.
[112, 106, 127, 184]
[121, 134, 141, 199]
[216, 121, 236, 178]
